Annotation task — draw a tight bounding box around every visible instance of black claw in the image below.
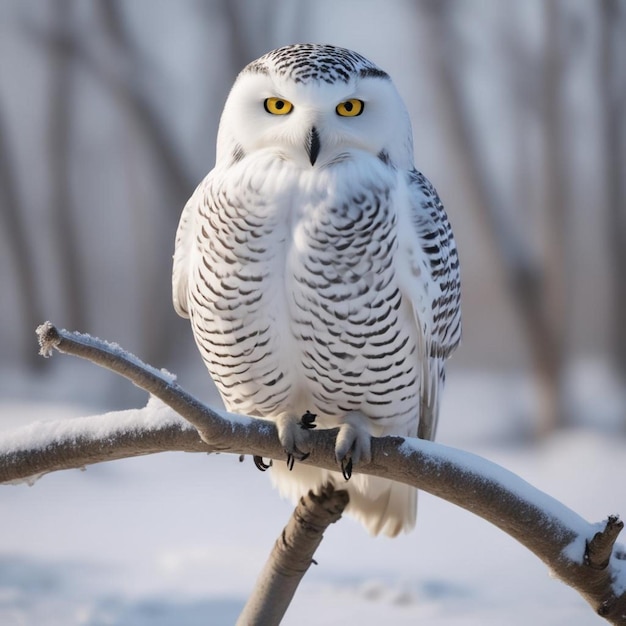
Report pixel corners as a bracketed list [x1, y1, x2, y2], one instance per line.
[253, 455, 272, 471]
[286, 449, 309, 470]
[300, 410, 317, 430]
[341, 457, 353, 481]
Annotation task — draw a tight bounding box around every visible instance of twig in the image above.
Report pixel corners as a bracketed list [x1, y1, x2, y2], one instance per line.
[587, 516, 625, 570]
[36, 321, 263, 450]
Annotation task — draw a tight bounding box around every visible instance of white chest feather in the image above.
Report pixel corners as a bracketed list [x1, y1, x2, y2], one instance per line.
[188, 152, 422, 434]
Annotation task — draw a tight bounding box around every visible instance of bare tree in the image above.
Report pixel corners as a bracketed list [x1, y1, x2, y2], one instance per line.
[219, 0, 309, 69]
[0, 107, 43, 367]
[419, 0, 572, 435]
[24, 0, 198, 362]
[537, 0, 569, 433]
[92, 0, 189, 363]
[87, 0, 196, 202]
[599, 0, 626, 387]
[1, 322, 625, 624]
[46, 0, 86, 332]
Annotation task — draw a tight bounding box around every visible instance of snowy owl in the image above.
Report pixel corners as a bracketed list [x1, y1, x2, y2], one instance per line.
[172, 44, 461, 537]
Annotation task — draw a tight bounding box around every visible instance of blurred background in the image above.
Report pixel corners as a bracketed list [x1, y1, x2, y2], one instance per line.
[0, 0, 624, 437]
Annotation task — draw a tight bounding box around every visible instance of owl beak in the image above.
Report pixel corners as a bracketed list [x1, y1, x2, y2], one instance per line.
[305, 126, 321, 166]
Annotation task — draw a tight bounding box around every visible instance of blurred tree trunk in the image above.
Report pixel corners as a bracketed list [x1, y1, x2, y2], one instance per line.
[48, 0, 86, 331]
[599, 0, 626, 388]
[220, 0, 308, 67]
[0, 107, 43, 367]
[28, 0, 204, 363]
[95, 0, 194, 202]
[535, 0, 569, 435]
[95, 0, 193, 363]
[221, 0, 267, 70]
[420, 0, 567, 435]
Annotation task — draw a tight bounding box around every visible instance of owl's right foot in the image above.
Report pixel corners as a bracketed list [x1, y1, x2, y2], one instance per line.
[276, 411, 316, 471]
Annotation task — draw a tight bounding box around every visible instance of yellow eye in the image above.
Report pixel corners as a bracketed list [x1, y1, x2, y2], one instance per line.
[336, 99, 364, 117]
[264, 97, 293, 115]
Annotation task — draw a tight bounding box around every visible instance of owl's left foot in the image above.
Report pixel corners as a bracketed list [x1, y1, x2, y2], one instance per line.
[335, 413, 372, 481]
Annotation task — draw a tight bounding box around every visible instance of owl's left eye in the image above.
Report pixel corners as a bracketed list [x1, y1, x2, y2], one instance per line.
[336, 99, 364, 117]
[264, 97, 293, 115]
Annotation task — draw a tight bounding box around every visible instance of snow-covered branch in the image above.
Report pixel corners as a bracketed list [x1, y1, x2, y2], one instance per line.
[0, 400, 207, 485]
[1, 322, 625, 624]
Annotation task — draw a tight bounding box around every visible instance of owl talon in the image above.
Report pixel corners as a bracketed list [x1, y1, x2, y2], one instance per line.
[254, 455, 272, 471]
[286, 447, 310, 471]
[341, 457, 353, 481]
[334, 412, 372, 479]
[300, 410, 317, 430]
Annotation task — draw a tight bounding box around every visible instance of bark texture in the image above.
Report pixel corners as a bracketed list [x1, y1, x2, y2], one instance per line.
[236, 484, 349, 625]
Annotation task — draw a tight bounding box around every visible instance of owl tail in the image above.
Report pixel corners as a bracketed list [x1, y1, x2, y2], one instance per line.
[269, 464, 417, 537]
[343, 474, 417, 537]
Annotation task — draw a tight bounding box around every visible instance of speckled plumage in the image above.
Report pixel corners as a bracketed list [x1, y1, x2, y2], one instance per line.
[246, 44, 389, 84]
[173, 44, 461, 536]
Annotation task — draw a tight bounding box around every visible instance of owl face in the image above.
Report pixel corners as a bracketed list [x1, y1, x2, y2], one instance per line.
[215, 44, 414, 171]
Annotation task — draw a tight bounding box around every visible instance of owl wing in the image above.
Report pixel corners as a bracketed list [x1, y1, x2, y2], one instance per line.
[172, 175, 211, 319]
[397, 168, 461, 441]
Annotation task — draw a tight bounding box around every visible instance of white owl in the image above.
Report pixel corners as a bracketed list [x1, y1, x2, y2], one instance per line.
[173, 44, 461, 537]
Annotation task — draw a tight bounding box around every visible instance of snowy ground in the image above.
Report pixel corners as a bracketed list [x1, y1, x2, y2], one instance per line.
[0, 368, 624, 625]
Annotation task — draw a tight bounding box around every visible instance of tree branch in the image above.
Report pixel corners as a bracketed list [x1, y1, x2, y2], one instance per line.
[0, 401, 208, 485]
[2, 322, 625, 623]
[236, 484, 349, 625]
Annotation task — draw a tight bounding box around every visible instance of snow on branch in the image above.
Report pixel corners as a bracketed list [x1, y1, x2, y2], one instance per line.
[1, 322, 625, 623]
[0, 398, 207, 485]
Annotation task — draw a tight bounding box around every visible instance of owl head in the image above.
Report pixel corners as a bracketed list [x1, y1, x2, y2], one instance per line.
[215, 44, 414, 171]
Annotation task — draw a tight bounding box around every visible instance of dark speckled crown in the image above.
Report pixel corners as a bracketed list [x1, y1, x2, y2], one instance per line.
[243, 43, 389, 85]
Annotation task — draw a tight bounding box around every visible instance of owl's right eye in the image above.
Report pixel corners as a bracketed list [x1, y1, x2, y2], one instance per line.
[264, 97, 293, 115]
